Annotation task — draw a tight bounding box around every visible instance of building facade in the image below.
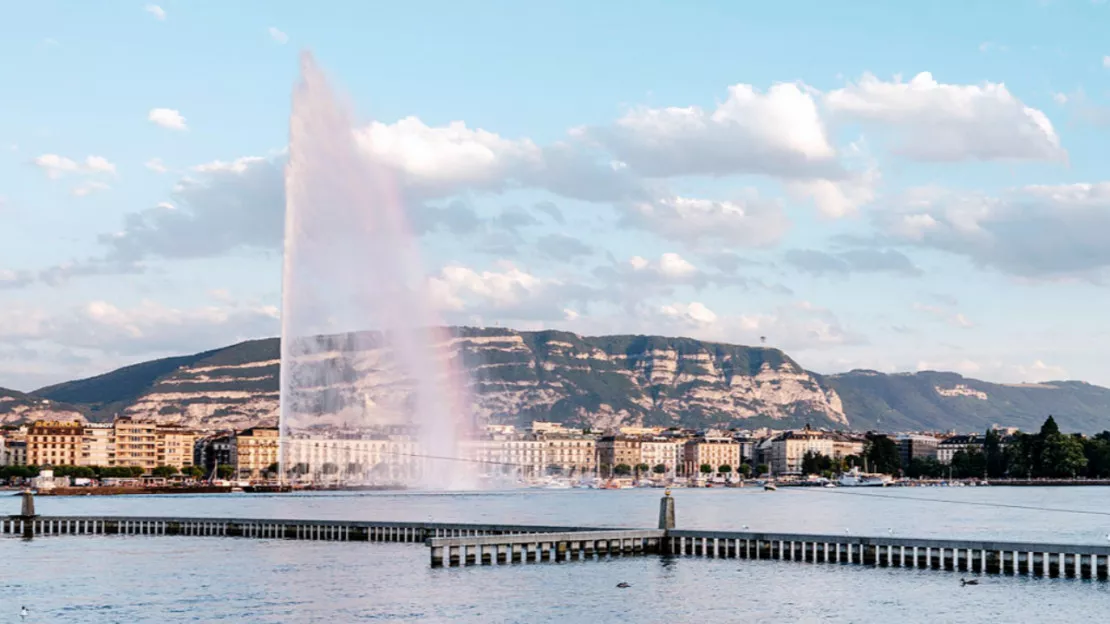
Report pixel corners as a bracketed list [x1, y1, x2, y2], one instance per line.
[897, 434, 940, 466]
[113, 417, 159, 472]
[639, 438, 682, 477]
[81, 422, 114, 467]
[596, 435, 642, 477]
[683, 435, 740, 477]
[157, 424, 198, 471]
[232, 427, 279, 479]
[937, 435, 982, 465]
[27, 421, 84, 467]
[768, 428, 865, 475]
[542, 433, 595, 476]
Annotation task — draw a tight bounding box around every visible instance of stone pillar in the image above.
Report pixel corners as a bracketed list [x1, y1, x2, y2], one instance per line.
[18, 490, 36, 539]
[658, 489, 675, 530]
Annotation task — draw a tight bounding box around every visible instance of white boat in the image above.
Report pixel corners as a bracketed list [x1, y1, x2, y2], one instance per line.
[763, 483, 777, 491]
[837, 468, 892, 487]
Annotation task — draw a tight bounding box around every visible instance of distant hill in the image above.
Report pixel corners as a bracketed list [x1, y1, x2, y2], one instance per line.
[821, 370, 1110, 433]
[0, 386, 85, 425]
[9, 329, 1110, 434]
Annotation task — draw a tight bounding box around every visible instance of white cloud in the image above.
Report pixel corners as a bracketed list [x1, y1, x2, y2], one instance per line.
[145, 157, 168, 173]
[428, 264, 546, 311]
[877, 182, 1110, 279]
[621, 194, 790, 246]
[83, 155, 116, 175]
[660, 301, 718, 325]
[591, 81, 838, 179]
[144, 4, 166, 20]
[1103, 55, 1110, 69]
[72, 181, 111, 197]
[268, 27, 289, 44]
[657, 252, 697, 278]
[32, 154, 78, 178]
[356, 116, 542, 195]
[33, 154, 116, 179]
[1053, 92, 1069, 105]
[826, 72, 1064, 162]
[0, 298, 279, 357]
[148, 108, 187, 130]
[191, 156, 267, 174]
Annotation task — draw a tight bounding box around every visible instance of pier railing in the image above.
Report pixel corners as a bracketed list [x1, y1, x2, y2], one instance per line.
[8, 493, 1110, 580]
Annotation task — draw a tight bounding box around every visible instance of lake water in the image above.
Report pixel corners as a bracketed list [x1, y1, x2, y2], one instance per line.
[5, 487, 1110, 622]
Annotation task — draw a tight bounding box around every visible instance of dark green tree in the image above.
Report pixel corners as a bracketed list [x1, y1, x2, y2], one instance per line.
[1040, 433, 1087, 478]
[613, 463, 632, 476]
[635, 463, 650, 478]
[1083, 436, 1110, 478]
[217, 464, 236, 479]
[737, 463, 752, 478]
[699, 463, 713, 475]
[983, 429, 1007, 478]
[151, 465, 178, 478]
[652, 463, 667, 474]
[755, 463, 770, 477]
[865, 433, 901, 475]
[717, 464, 732, 476]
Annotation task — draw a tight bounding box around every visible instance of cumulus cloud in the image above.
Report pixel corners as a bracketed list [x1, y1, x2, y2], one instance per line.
[875, 183, 1110, 279]
[144, 158, 168, 173]
[0, 298, 278, 357]
[33, 154, 116, 179]
[590, 82, 839, 179]
[144, 4, 165, 20]
[785, 248, 921, 276]
[825, 72, 1064, 162]
[268, 27, 289, 44]
[148, 108, 187, 130]
[427, 263, 597, 322]
[660, 301, 718, 325]
[620, 194, 790, 247]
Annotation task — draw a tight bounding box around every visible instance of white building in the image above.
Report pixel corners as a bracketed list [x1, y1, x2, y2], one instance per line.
[640, 439, 682, 478]
[283, 436, 422, 484]
[937, 435, 982, 465]
[81, 422, 114, 467]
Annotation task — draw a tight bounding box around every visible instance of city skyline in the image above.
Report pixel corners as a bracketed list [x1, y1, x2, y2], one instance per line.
[5, 0, 1110, 391]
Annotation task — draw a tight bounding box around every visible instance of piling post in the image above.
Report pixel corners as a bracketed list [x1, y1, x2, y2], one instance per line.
[658, 489, 675, 530]
[18, 490, 37, 539]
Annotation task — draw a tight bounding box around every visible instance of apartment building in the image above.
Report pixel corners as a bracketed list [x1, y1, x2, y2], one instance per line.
[682, 434, 739, 477]
[81, 422, 114, 466]
[27, 421, 84, 467]
[639, 438, 682, 477]
[232, 427, 279, 479]
[596, 435, 642, 477]
[113, 417, 158, 472]
[157, 424, 198, 471]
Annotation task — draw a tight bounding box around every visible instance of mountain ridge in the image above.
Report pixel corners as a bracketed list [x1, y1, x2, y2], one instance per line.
[11, 328, 1110, 433]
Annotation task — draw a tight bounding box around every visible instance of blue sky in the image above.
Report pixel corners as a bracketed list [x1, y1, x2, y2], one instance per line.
[3, 0, 1110, 390]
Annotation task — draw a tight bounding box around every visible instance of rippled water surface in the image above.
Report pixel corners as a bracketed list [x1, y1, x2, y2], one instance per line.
[6, 487, 1110, 622]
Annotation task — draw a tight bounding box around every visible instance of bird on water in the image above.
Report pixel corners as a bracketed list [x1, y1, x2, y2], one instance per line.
[960, 578, 979, 586]
[616, 582, 631, 589]
[21, 606, 28, 619]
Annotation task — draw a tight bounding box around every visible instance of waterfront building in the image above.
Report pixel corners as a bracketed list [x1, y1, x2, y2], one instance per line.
[618, 426, 666, 437]
[81, 422, 114, 467]
[682, 433, 740, 477]
[596, 435, 642, 477]
[897, 434, 940, 466]
[768, 427, 865, 475]
[639, 438, 682, 478]
[113, 417, 158, 472]
[283, 435, 422, 483]
[232, 427, 279, 479]
[4, 440, 26, 466]
[937, 434, 983, 465]
[157, 424, 198, 471]
[27, 420, 84, 467]
[733, 435, 756, 464]
[541, 433, 595, 477]
[196, 432, 235, 475]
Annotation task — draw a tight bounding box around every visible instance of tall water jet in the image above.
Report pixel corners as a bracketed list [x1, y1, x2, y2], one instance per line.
[280, 51, 476, 490]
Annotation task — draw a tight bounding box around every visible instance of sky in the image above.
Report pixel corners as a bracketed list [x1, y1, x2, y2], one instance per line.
[3, 0, 1110, 391]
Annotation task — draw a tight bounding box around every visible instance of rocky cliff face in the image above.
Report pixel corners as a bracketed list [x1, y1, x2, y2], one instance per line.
[0, 387, 84, 425]
[30, 328, 848, 430]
